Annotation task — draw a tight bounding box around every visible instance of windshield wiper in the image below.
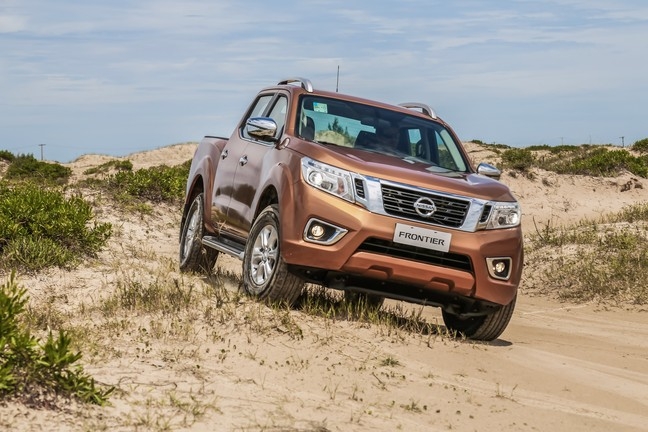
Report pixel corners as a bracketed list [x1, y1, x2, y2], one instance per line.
[314, 140, 340, 146]
[403, 156, 437, 166]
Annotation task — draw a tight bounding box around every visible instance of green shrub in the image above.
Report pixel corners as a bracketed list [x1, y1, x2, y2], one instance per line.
[0, 150, 15, 162]
[0, 272, 113, 404]
[5, 154, 71, 184]
[526, 144, 581, 154]
[83, 159, 133, 175]
[551, 145, 585, 154]
[468, 140, 510, 150]
[102, 160, 190, 203]
[495, 145, 648, 178]
[528, 145, 648, 178]
[632, 138, 648, 154]
[0, 182, 111, 271]
[550, 148, 648, 177]
[525, 144, 551, 152]
[500, 148, 535, 171]
[487, 143, 511, 150]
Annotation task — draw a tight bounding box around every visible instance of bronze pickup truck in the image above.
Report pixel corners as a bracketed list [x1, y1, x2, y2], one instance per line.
[180, 77, 523, 340]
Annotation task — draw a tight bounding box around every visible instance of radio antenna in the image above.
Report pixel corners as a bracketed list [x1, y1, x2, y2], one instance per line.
[336, 65, 340, 92]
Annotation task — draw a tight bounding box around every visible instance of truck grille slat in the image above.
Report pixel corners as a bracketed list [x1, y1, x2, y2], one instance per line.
[357, 238, 472, 272]
[479, 204, 492, 223]
[381, 185, 470, 228]
[354, 178, 366, 199]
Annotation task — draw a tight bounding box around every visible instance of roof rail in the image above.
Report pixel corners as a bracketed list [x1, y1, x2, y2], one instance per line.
[278, 77, 313, 93]
[399, 102, 438, 119]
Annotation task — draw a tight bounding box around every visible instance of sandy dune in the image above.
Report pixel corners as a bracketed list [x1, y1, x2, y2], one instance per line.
[1, 142, 647, 431]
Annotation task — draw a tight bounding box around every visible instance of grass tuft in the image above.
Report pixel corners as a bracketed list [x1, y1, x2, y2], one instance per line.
[527, 203, 648, 305]
[0, 272, 113, 405]
[297, 286, 450, 339]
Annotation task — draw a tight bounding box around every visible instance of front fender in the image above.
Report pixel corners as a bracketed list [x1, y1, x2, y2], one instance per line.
[244, 148, 302, 233]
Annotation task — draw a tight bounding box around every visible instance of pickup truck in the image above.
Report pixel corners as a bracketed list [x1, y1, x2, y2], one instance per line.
[180, 77, 523, 341]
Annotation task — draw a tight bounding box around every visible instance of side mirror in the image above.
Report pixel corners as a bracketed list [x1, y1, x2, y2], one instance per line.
[477, 162, 501, 180]
[246, 117, 278, 142]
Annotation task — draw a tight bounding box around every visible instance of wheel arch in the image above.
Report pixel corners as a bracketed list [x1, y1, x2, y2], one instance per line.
[253, 185, 279, 221]
[250, 153, 299, 221]
[181, 139, 221, 233]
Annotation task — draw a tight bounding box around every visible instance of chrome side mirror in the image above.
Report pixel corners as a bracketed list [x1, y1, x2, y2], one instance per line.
[477, 162, 501, 180]
[246, 117, 278, 142]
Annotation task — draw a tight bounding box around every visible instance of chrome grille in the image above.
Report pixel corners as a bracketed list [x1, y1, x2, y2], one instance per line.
[381, 185, 470, 228]
[479, 204, 492, 223]
[354, 178, 366, 199]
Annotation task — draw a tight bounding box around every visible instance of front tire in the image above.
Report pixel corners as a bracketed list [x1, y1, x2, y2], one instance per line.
[179, 193, 218, 273]
[242, 205, 303, 305]
[442, 296, 516, 341]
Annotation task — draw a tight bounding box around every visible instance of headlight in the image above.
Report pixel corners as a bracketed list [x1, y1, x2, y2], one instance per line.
[486, 202, 521, 229]
[301, 157, 354, 202]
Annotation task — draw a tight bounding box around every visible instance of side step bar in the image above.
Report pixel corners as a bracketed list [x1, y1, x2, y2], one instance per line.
[202, 236, 245, 260]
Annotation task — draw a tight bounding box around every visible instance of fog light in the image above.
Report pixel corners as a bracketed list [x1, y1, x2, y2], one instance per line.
[303, 218, 348, 245]
[494, 261, 506, 274]
[486, 257, 512, 280]
[310, 224, 325, 239]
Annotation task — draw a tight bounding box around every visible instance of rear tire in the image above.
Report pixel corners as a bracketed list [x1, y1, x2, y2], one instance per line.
[179, 193, 218, 273]
[442, 296, 516, 341]
[242, 205, 303, 305]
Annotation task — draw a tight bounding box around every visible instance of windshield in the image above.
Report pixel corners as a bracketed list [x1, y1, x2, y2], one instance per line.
[297, 95, 468, 172]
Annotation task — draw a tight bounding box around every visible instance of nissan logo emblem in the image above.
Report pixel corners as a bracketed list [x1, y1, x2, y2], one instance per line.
[413, 197, 437, 218]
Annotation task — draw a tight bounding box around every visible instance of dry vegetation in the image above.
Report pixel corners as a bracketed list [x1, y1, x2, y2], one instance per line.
[1, 141, 648, 431]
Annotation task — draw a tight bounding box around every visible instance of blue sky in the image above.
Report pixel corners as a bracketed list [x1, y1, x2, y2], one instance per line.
[1, 0, 647, 162]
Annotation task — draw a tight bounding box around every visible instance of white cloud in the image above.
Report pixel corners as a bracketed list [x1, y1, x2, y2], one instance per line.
[2, 0, 648, 161]
[0, 14, 26, 33]
[7, 74, 135, 105]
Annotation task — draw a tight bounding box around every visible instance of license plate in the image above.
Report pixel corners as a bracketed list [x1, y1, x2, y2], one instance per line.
[393, 223, 452, 253]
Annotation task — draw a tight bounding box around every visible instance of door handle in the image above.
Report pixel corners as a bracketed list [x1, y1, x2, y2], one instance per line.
[239, 155, 248, 166]
[221, 149, 228, 159]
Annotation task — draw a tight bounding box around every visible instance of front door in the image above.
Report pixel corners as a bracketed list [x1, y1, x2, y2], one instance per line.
[210, 93, 274, 231]
[226, 94, 289, 238]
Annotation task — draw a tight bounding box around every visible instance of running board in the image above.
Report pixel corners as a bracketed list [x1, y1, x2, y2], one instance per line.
[202, 236, 245, 260]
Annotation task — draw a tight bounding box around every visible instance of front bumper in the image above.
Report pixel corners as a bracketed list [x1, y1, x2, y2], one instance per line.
[280, 180, 523, 307]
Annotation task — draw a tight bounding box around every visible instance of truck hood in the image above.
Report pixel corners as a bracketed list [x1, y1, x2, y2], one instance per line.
[291, 141, 516, 203]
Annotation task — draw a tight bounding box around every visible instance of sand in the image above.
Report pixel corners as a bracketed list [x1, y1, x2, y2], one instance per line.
[1, 142, 647, 431]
